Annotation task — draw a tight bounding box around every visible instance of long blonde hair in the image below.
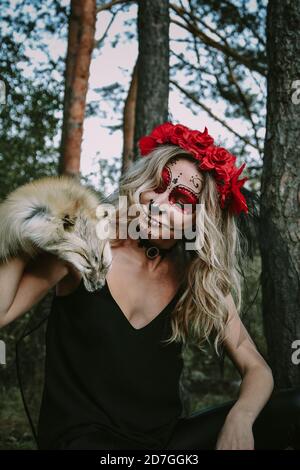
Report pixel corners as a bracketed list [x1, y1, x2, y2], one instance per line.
[103, 145, 245, 357]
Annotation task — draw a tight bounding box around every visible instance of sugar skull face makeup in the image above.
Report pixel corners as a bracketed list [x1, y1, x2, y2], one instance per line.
[139, 157, 204, 238]
[154, 162, 202, 215]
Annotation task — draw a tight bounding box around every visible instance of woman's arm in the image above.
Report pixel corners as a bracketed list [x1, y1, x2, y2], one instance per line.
[0, 251, 70, 328]
[215, 293, 274, 449]
[223, 293, 274, 421]
[0, 254, 31, 314]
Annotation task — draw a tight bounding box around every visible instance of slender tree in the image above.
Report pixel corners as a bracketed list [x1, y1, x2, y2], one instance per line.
[59, 0, 97, 176]
[122, 60, 138, 174]
[259, 0, 300, 387]
[133, 0, 170, 159]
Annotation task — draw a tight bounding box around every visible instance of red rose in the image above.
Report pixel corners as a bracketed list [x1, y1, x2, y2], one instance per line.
[138, 121, 249, 215]
[189, 127, 214, 149]
[151, 122, 174, 144]
[201, 146, 236, 169]
[139, 136, 157, 155]
[170, 124, 191, 150]
[200, 146, 236, 184]
[228, 163, 248, 214]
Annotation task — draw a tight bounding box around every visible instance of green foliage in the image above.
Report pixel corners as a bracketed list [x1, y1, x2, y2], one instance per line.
[0, 0, 68, 198]
[0, 387, 36, 450]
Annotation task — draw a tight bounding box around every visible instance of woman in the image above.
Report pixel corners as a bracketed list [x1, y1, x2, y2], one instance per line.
[0, 122, 299, 450]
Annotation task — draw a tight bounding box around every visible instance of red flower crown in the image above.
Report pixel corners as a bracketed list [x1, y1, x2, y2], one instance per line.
[138, 122, 249, 215]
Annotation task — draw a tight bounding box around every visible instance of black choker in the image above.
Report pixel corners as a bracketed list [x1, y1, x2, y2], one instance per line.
[137, 236, 177, 259]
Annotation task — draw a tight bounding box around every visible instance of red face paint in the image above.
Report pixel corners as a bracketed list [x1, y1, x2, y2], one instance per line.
[154, 166, 199, 214]
[154, 166, 171, 193]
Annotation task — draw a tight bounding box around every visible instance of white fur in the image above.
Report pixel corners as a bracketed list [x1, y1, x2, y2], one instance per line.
[0, 175, 112, 292]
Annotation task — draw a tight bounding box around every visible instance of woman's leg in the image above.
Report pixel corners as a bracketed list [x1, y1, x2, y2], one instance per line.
[164, 387, 300, 450]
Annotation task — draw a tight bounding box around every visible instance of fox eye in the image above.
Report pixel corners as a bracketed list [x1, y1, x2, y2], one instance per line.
[62, 214, 75, 230]
[154, 166, 171, 193]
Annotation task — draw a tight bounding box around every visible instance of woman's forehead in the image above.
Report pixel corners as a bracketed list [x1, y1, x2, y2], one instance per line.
[166, 156, 202, 174]
[164, 157, 203, 189]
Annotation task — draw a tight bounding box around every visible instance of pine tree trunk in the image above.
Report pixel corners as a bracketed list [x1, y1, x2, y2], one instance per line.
[259, 0, 300, 387]
[133, 0, 170, 159]
[59, 0, 96, 177]
[122, 60, 138, 175]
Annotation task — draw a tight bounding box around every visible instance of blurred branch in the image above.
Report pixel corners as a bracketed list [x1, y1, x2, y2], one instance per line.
[225, 57, 263, 157]
[247, 165, 262, 171]
[186, 1, 202, 71]
[94, 8, 119, 47]
[96, 0, 134, 13]
[186, 0, 231, 45]
[221, 0, 266, 47]
[171, 50, 215, 78]
[122, 59, 138, 174]
[170, 79, 259, 151]
[170, 38, 195, 43]
[170, 3, 267, 76]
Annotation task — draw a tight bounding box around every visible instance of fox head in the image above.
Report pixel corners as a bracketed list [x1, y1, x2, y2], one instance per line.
[0, 176, 113, 292]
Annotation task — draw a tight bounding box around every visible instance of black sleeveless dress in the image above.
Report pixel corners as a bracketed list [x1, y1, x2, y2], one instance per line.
[37, 277, 185, 450]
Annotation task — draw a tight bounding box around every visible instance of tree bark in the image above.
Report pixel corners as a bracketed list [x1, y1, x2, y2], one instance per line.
[122, 60, 138, 175]
[59, 0, 96, 177]
[133, 0, 170, 160]
[259, 0, 300, 387]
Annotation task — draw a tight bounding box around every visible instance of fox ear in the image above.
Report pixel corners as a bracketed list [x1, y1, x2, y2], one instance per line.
[62, 214, 76, 230]
[24, 205, 50, 221]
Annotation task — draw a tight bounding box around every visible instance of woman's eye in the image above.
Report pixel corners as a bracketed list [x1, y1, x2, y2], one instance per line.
[154, 182, 167, 194]
[154, 166, 171, 193]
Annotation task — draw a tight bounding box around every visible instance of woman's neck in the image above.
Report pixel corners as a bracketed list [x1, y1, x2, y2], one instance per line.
[121, 237, 178, 272]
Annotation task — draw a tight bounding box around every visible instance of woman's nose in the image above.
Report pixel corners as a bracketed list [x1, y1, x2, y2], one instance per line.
[150, 193, 169, 215]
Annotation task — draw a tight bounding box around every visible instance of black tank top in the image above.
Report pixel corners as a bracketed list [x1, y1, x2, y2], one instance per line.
[37, 277, 185, 450]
